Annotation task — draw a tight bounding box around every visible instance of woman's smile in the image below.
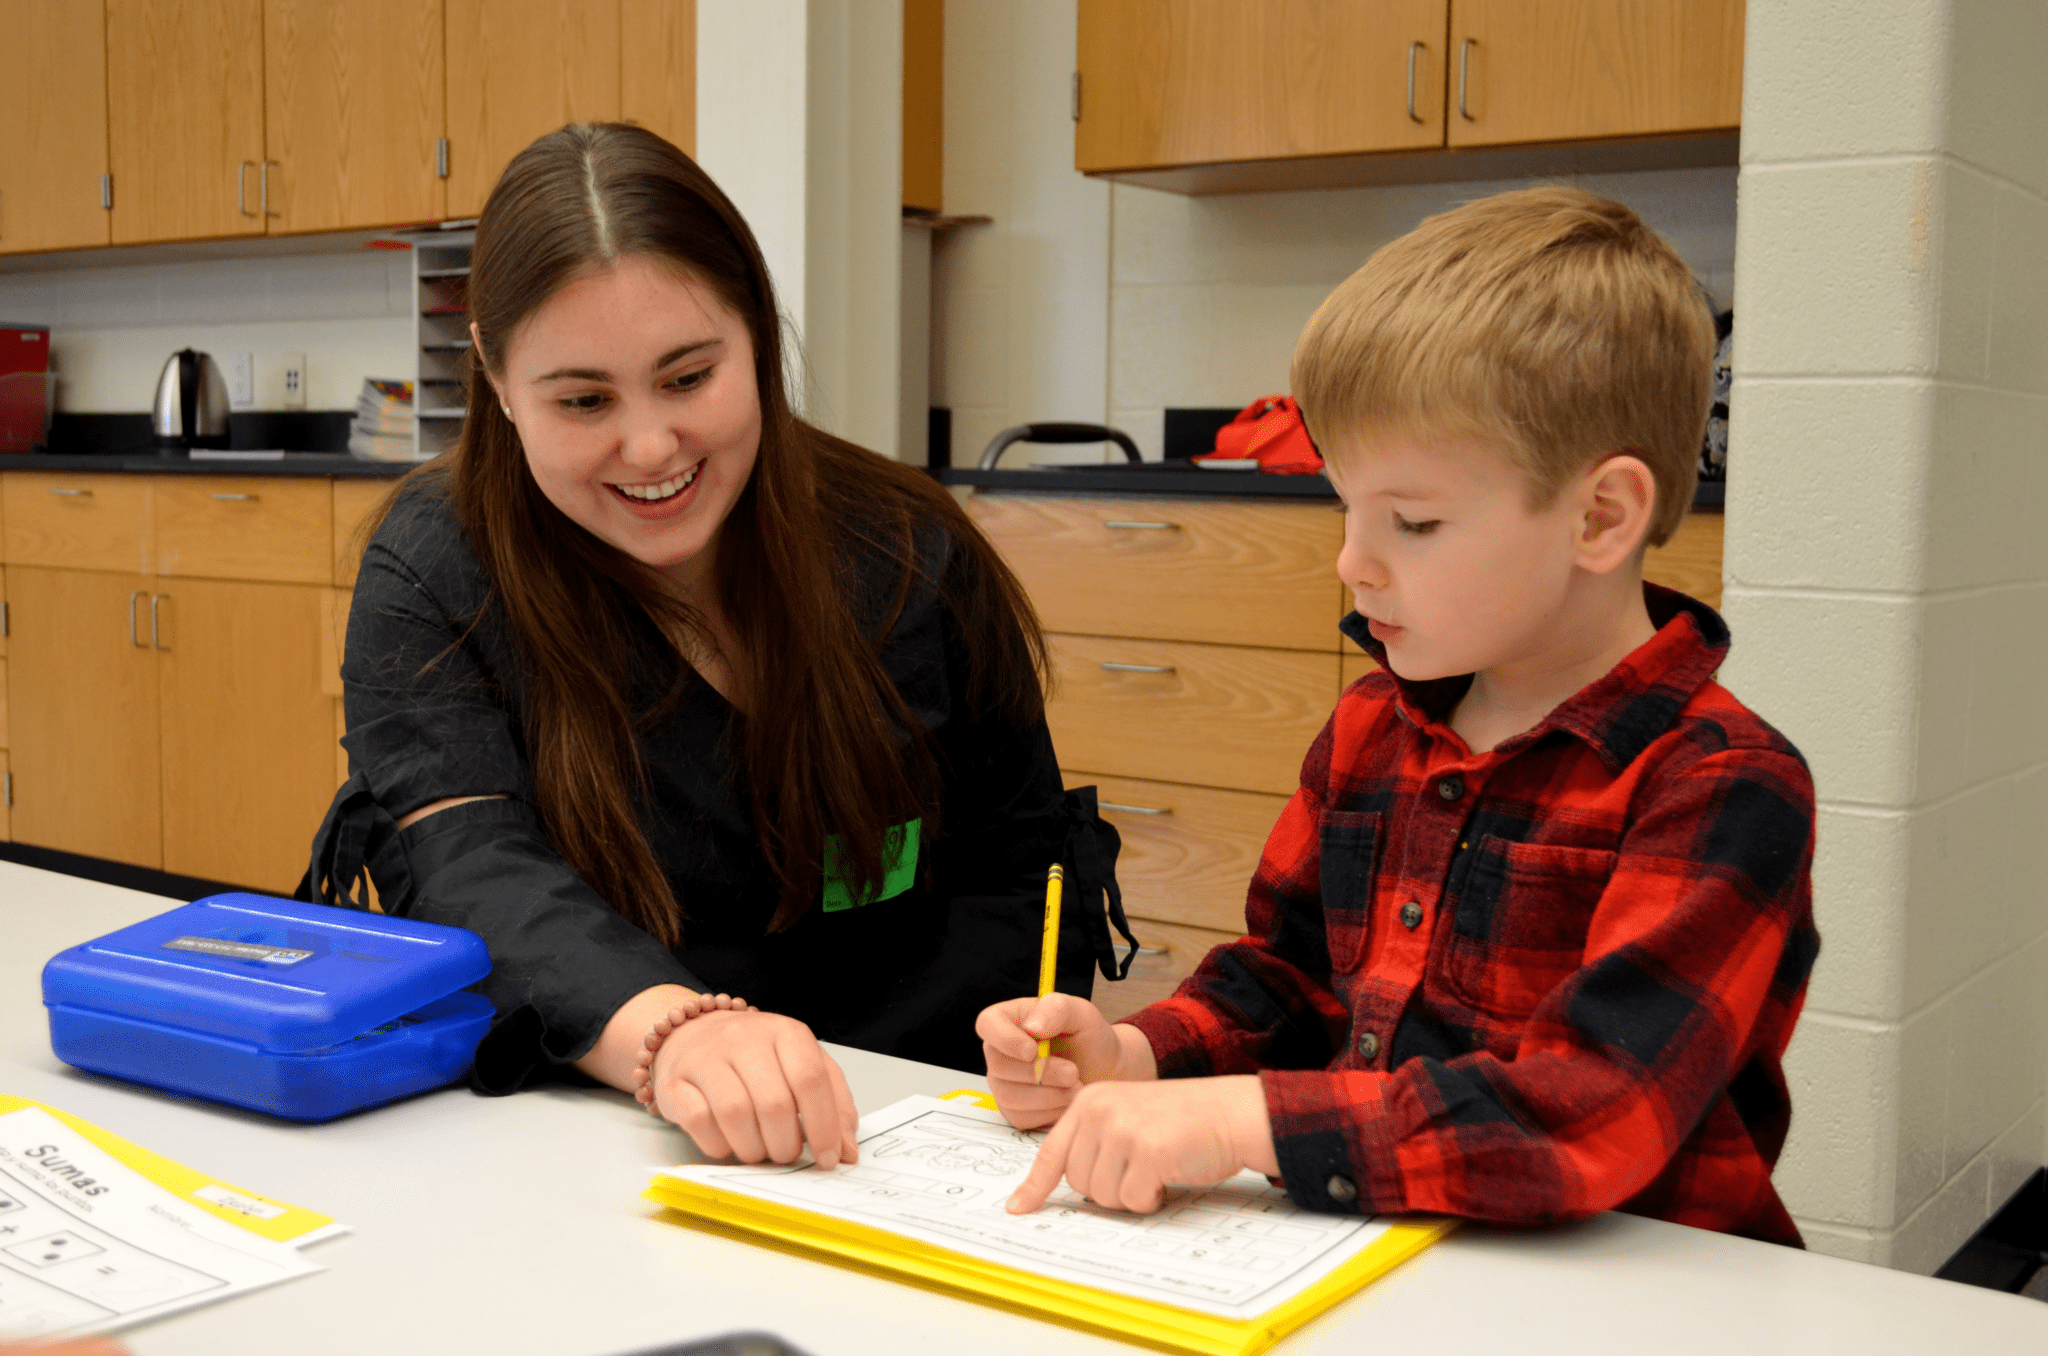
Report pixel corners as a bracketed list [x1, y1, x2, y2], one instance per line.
[607, 459, 706, 515]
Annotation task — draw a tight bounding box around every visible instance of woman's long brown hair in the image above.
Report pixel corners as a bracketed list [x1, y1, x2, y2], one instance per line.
[364, 123, 1045, 945]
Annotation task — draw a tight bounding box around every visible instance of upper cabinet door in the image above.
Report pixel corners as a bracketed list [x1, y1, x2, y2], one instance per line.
[1076, 0, 1450, 173]
[1447, 0, 1744, 148]
[0, 1, 112, 255]
[445, 0, 622, 219]
[106, 0, 266, 245]
[620, 0, 696, 158]
[263, 0, 448, 234]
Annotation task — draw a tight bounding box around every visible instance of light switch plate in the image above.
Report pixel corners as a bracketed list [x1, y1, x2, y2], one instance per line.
[281, 352, 306, 409]
[226, 352, 255, 408]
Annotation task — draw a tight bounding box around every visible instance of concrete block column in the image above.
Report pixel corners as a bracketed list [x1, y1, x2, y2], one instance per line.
[1725, 0, 2048, 1271]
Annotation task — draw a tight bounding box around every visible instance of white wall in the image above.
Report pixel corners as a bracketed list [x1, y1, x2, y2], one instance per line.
[932, 0, 1110, 468]
[1726, 0, 2048, 1272]
[696, 0, 904, 457]
[0, 251, 414, 412]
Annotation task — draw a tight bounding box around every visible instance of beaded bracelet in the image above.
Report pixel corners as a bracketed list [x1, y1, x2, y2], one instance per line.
[633, 991, 752, 1118]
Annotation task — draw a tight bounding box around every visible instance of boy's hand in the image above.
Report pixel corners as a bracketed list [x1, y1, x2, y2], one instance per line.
[1005, 1075, 1279, 1215]
[977, 993, 1143, 1129]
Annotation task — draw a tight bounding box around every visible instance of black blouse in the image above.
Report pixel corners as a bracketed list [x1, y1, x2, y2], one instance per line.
[304, 478, 1129, 1089]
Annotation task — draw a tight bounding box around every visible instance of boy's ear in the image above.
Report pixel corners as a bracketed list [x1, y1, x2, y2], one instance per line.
[1573, 454, 1657, 575]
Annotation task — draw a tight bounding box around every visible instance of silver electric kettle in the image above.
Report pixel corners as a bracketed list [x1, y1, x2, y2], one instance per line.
[152, 348, 231, 452]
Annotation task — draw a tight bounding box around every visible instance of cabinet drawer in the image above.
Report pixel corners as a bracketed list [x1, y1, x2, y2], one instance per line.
[0, 656, 7, 747]
[1094, 919, 1241, 1026]
[1077, 773, 1286, 933]
[0, 748, 9, 843]
[970, 495, 1346, 651]
[1047, 634, 1339, 795]
[155, 477, 333, 584]
[2, 473, 154, 572]
[333, 479, 391, 586]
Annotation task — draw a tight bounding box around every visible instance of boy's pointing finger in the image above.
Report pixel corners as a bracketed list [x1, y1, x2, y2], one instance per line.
[1007, 1119, 1075, 1214]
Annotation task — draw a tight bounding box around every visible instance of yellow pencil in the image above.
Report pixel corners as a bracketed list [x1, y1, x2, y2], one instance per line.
[1032, 863, 1064, 1085]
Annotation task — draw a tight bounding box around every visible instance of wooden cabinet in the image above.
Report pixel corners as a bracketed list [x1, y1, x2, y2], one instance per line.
[0, 471, 380, 889]
[969, 496, 1345, 651]
[0, 1, 112, 255]
[262, 0, 448, 234]
[1076, 0, 1745, 190]
[621, 0, 699, 160]
[156, 577, 336, 890]
[1077, 0, 1448, 173]
[106, 0, 267, 246]
[1447, 0, 1744, 149]
[445, 0, 623, 219]
[6, 566, 164, 868]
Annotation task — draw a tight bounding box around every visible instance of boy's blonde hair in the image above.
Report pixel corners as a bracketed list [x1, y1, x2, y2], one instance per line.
[1292, 186, 1714, 547]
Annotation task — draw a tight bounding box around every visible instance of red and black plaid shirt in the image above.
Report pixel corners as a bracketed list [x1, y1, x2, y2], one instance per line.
[1123, 586, 1818, 1246]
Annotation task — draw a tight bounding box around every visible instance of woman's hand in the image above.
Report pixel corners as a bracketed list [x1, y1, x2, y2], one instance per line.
[976, 993, 1157, 1130]
[1005, 1075, 1278, 1215]
[649, 1008, 860, 1169]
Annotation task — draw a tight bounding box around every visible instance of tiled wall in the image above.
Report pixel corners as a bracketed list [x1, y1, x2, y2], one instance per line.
[1725, 0, 2048, 1271]
[1107, 167, 1736, 461]
[0, 251, 414, 413]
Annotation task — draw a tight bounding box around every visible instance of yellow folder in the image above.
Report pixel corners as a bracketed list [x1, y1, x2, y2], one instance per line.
[645, 1091, 1451, 1356]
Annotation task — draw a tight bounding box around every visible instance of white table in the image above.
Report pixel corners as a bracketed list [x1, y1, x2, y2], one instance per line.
[2, 860, 2042, 1355]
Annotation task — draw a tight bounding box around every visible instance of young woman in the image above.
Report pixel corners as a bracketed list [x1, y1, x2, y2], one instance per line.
[305, 123, 1127, 1169]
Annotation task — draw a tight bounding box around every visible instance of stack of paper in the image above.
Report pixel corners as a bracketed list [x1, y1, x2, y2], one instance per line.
[348, 378, 414, 461]
[0, 1095, 342, 1342]
[647, 1094, 1449, 1356]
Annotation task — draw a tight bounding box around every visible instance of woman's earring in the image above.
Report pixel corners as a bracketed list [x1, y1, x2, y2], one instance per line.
[501, 405, 512, 418]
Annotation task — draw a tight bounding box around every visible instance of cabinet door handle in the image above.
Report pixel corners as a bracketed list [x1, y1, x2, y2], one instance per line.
[150, 593, 168, 651]
[129, 590, 147, 648]
[1099, 801, 1172, 816]
[211, 492, 256, 502]
[1100, 661, 1174, 674]
[47, 487, 91, 497]
[1407, 41, 1426, 123]
[1458, 37, 1476, 121]
[237, 161, 256, 216]
[260, 159, 278, 218]
[1102, 520, 1178, 531]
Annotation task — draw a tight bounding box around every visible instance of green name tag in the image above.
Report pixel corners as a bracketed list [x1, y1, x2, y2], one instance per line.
[821, 818, 922, 912]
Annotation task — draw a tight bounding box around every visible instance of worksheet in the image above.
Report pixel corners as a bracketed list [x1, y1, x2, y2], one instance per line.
[0, 1106, 321, 1341]
[659, 1095, 1389, 1321]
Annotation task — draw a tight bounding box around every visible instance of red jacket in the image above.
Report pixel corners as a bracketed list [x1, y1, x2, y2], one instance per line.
[1124, 587, 1818, 1245]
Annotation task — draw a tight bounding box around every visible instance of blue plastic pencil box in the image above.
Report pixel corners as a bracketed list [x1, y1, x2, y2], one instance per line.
[42, 893, 495, 1123]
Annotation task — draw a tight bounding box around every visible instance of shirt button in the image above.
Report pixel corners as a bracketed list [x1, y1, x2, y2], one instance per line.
[1356, 1030, 1380, 1062]
[1437, 774, 1465, 802]
[1326, 1174, 1358, 1204]
[1400, 900, 1423, 929]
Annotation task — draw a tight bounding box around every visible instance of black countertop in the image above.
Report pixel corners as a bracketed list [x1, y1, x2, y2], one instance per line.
[2, 452, 411, 478]
[940, 463, 1726, 507]
[938, 465, 1339, 498]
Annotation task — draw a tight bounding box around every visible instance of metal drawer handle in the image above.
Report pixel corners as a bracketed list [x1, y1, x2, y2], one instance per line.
[1407, 41, 1426, 123]
[1103, 520, 1177, 530]
[150, 593, 168, 651]
[1100, 662, 1174, 674]
[1132, 942, 1170, 956]
[129, 590, 146, 648]
[211, 492, 257, 501]
[1100, 802, 1172, 816]
[1458, 37, 1476, 121]
[47, 487, 91, 497]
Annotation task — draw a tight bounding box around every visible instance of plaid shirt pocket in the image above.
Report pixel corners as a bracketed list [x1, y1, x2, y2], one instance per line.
[1317, 810, 1381, 972]
[1444, 838, 1617, 1017]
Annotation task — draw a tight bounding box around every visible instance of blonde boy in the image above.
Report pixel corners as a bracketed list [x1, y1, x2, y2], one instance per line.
[979, 187, 1819, 1244]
